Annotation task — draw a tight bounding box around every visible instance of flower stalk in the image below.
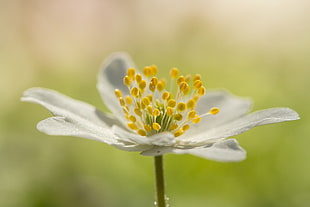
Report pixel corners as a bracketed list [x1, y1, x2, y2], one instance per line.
[154, 155, 167, 207]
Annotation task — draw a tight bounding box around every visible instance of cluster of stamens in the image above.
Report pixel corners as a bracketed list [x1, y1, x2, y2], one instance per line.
[114, 65, 220, 137]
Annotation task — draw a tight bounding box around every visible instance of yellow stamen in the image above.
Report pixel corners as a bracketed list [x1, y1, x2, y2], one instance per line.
[188, 110, 196, 119]
[174, 113, 183, 121]
[193, 74, 201, 81]
[125, 96, 133, 105]
[187, 99, 196, 109]
[169, 124, 178, 130]
[119, 97, 125, 106]
[167, 99, 176, 107]
[152, 123, 161, 131]
[144, 125, 152, 132]
[157, 80, 165, 91]
[127, 68, 136, 79]
[134, 108, 142, 116]
[139, 80, 147, 90]
[150, 65, 158, 76]
[193, 80, 203, 89]
[130, 87, 139, 97]
[209, 107, 220, 115]
[166, 107, 174, 115]
[114, 89, 122, 98]
[192, 115, 201, 123]
[198, 86, 206, 96]
[177, 76, 185, 85]
[142, 97, 151, 106]
[123, 76, 131, 87]
[153, 109, 160, 117]
[143, 66, 152, 77]
[182, 124, 190, 131]
[136, 74, 142, 83]
[162, 91, 170, 100]
[128, 115, 137, 122]
[177, 102, 187, 112]
[128, 122, 138, 130]
[174, 129, 184, 137]
[137, 129, 147, 136]
[170, 68, 179, 79]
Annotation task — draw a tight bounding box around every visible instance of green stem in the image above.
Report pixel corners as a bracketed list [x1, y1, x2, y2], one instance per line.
[154, 155, 166, 207]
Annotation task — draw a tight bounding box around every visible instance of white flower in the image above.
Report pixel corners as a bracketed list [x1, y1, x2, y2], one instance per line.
[21, 53, 300, 162]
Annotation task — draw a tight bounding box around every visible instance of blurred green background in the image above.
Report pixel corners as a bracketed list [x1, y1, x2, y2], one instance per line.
[1, 0, 309, 207]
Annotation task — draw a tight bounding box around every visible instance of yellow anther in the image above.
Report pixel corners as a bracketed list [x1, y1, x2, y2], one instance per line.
[139, 80, 147, 90]
[130, 87, 139, 97]
[188, 110, 196, 119]
[157, 80, 165, 91]
[169, 124, 178, 130]
[150, 65, 158, 76]
[151, 77, 158, 86]
[125, 95, 133, 105]
[174, 129, 184, 137]
[128, 122, 138, 130]
[177, 76, 185, 85]
[137, 129, 147, 136]
[152, 123, 161, 131]
[166, 107, 174, 115]
[182, 124, 190, 131]
[144, 125, 153, 132]
[119, 97, 125, 106]
[114, 89, 122, 98]
[198, 86, 206, 96]
[162, 91, 170, 100]
[149, 82, 156, 92]
[193, 95, 200, 101]
[177, 102, 187, 112]
[123, 76, 131, 87]
[128, 115, 137, 122]
[143, 66, 152, 77]
[185, 74, 191, 83]
[193, 74, 201, 81]
[140, 102, 146, 109]
[135, 74, 142, 83]
[184, 85, 190, 94]
[167, 99, 176, 107]
[134, 108, 142, 116]
[187, 99, 196, 109]
[193, 80, 203, 89]
[123, 107, 129, 115]
[153, 108, 160, 117]
[170, 68, 179, 79]
[179, 82, 189, 92]
[174, 113, 183, 121]
[209, 107, 220, 115]
[147, 105, 153, 114]
[192, 115, 201, 123]
[142, 97, 151, 106]
[127, 68, 136, 79]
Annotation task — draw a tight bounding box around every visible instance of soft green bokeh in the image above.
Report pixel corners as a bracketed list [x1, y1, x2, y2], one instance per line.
[1, 1, 309, 207]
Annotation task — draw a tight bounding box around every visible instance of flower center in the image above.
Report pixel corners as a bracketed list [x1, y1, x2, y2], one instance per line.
[114, 66, 219, 137]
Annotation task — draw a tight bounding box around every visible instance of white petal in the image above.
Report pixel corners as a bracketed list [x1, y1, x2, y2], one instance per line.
[186, 139, 246, 162]
[141, 139, 246, 162]
[183, 107, 300, 144]
[192, 90, 252, 132]
[97, 53, 135, 124]
[112, 125, 175, 146]
[21, 88, 124, 146]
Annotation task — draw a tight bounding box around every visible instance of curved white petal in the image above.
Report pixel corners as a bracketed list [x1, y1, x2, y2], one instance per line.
[190, 90, 252, 133]
[141, 139, 246, 162]
[112, 125, 175, 146]
[97, 53, 135, 125]
[182, 107, 300, 144]
[186, 139, 246, 162]
[21, 88, 128, 147]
